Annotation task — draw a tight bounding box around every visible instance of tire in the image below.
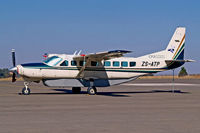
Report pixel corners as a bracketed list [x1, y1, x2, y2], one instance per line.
[87, 87, 97, 95]
[72, 87, 81, 94]
[22, 87, 31, 95]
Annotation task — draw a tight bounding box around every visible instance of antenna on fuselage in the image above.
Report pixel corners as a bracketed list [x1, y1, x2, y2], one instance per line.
[77, 50, 82, 55]
[73, 51, 77, 55]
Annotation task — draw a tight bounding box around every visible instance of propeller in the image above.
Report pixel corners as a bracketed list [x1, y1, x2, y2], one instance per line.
[11, 49, 16, 82]
[12, 49, 16, 67]
[12, 73, 16, 82]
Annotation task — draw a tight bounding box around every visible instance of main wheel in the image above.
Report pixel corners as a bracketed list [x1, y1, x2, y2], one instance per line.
[22, 87, 31, 95]
[72, 87, 81, 94]
[87, 87, 97, 95]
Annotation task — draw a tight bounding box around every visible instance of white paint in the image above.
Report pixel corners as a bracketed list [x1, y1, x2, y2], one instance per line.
[16, 27, 189, 85]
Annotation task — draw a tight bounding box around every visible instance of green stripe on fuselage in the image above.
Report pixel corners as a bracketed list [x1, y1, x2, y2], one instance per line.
[23, 65, 164, 73]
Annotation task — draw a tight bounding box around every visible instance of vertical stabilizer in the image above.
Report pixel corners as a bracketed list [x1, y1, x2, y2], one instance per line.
[166, 27, 186, 60]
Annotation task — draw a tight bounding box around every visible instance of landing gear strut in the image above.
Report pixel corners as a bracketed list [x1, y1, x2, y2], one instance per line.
[87, 79, 97, 95]
[22, 82, 31, 95]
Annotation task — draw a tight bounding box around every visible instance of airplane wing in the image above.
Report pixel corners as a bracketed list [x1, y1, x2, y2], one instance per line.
[73, 50, 131, 61]
[74, 50, 131, 78]
[76, 58, 91, 78]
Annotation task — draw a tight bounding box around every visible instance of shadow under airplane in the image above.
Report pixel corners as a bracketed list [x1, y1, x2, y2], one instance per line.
[18, 88, 190, 97]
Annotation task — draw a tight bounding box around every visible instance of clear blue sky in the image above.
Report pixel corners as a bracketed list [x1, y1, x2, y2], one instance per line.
[0, 0, 199, 74]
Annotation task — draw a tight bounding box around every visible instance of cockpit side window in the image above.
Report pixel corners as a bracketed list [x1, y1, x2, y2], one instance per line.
[91, 61, 98, 66]
[60, 60, 68, 66]
[79, 61, 86, 66]
[44, 56, 62, 66]
[71, 60, 77, 66]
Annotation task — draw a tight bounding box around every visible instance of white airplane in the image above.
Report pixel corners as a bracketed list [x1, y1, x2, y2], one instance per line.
[10, 27, 193, 95]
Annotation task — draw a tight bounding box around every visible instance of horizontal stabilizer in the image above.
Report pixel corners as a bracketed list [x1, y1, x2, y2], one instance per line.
[165, 59, 195, 63]
[165, 59, 195, 68]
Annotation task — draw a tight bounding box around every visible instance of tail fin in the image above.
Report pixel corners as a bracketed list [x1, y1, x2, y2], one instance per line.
[166, 27, 186, 60]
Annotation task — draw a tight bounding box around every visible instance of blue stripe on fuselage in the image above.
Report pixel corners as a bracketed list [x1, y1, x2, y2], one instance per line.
[21, 63, 50, 68]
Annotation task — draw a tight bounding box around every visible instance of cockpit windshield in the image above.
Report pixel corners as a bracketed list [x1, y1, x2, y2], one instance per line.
[44, 56, 62, 66]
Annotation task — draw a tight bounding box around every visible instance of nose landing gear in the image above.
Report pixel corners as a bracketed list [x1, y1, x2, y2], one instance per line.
[22, 82, 31, 95]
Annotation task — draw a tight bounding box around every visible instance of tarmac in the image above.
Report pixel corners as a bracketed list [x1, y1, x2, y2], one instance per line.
[0, 78, 200, 133]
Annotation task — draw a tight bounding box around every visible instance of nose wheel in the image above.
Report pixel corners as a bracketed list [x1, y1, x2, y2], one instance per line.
[22, 82, 31, 95]
[22, 87, 31, 95]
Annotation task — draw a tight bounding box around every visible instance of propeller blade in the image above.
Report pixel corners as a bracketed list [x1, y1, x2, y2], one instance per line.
[12, 49, 16, 67]
[11, 49, 17, 82]
[12, 73, 16, 82]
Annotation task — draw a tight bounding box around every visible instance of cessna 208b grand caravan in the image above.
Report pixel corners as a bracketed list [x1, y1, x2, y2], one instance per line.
[10, 27, 193, 95]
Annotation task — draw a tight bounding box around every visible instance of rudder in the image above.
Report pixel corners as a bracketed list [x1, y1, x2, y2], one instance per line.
[165, 27, 186, 60]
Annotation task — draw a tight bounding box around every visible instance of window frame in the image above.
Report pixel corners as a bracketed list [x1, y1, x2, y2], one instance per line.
[71, 60, 77, 66]
[113, 61, 120, 67]
[79, 61, 86, 66]
[104, 61, 111, 67]
[121, 61, 128, 67]
[91, 61, 99, 66]
[130, 61, 136, 67]
[60, 60, 69, 66]
[44, 56, 62, 66]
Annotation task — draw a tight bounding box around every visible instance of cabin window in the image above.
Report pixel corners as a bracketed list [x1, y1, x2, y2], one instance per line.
[121, 61, 128, 67]
[60, 60, 68, 66]
[104, 61, 111, 66]
[113, 61, 120, 67]
[79, 61, 86, 66]
[71, 60, 77, 66]
[130, 62, 136, 67]
[44, 56, 62, 66]
[91, 61, 98, 66]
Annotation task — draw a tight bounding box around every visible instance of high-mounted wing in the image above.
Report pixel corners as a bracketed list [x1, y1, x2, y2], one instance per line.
[73, 50, 131, 61]
[73, 50, 131, 78]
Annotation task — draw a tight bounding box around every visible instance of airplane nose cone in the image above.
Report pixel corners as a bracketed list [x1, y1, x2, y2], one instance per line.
[9, 65, 23, 75]
[9, 67, 17, 72]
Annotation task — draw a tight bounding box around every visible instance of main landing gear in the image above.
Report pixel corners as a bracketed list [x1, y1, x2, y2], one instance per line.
[87, 79, 97, 95]
[72, 87, 81, 94]
[72, 79, 97, 95]
[72, 87, 97, 95]
[87, 86, 97, 95]
[22, 82, 31, 95]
